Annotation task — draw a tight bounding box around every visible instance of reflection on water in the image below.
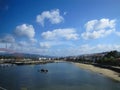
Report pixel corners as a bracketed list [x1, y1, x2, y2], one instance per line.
[0, 62, 120, 90]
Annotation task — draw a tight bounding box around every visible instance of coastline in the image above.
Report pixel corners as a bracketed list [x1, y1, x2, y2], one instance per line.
[74, 62, 120, 82]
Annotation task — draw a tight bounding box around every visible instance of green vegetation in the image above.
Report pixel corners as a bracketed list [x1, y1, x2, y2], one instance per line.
[96, 51, 120, 66]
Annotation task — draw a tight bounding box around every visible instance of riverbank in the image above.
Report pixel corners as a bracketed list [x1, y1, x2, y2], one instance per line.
[0, 60, 66, 65]
[74, 62, 120, 82]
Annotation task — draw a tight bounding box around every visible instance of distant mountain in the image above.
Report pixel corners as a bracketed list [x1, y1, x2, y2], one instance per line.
[0, 52, 55, 59]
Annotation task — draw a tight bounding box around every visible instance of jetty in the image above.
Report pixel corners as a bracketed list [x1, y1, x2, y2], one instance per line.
[13, 60, 54, 65]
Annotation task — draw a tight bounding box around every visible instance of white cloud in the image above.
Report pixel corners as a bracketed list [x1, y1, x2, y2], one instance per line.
[0, 34, 15, 43]
[81, 18, 116, 39]
[30, 38, 37, 43]
[3, 39, 120, 56]
[15, 24, 36, 42]
[40, 42, 51, 48]
[115, 31, 120, 36]
[8, 42, 50, 55]
[60, 44, 120, 56]
[15, 24, 35, 38]
[36, 9, 64, 26]
[41, 28, 79, 40]
[88, 44, 120, 53]
[18, 41, 30, 47]
[39, 41, 73, 49]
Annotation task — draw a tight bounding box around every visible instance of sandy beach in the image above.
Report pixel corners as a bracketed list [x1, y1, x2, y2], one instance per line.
[74, 63, 120, 82]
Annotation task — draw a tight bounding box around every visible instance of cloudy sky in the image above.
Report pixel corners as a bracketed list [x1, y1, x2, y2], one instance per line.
[0, 0, 120, 56]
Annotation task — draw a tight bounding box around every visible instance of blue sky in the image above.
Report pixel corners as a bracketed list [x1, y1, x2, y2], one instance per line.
[0, 0, 120, 56]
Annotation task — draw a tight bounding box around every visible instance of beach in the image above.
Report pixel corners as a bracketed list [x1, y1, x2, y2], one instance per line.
[74, 63, 120, 82]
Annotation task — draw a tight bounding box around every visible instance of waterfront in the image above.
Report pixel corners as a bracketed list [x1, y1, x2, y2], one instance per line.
[75, 63, 120, 82]
[0, 62, 120, 90]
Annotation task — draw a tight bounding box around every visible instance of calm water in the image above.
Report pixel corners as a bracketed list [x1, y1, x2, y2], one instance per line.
[0, 62, 120, 90]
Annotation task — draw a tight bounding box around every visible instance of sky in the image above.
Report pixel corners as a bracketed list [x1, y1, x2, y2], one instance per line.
[0, 0, 120, 56]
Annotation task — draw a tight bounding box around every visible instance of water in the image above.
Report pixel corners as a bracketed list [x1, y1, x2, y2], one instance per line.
[0, 62, 120, 90]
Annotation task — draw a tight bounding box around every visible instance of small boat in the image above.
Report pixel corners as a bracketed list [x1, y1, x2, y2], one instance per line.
[38, 69, 48, 73]
[41, 69, 48, 72]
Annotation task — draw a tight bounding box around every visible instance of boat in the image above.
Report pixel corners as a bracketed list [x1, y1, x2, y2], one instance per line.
[41, 69, 48, 72]
[38, 69, 48, 73]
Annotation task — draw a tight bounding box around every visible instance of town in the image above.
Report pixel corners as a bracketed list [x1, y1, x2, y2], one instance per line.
[0, 50, 120, 67]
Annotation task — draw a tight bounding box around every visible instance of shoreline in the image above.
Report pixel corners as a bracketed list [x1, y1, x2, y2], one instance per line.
[74, 62, 120, 82]
[0, 60, 65, 65]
